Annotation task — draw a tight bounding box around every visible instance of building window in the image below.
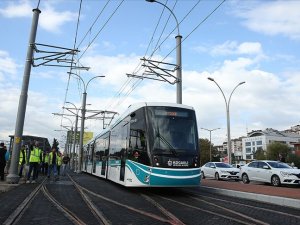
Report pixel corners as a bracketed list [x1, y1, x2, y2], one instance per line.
[246, 147, 251, 153]
[256, 140, 262, 145]
[245, 142, 251, 146]
[246, 155, 252, 159]
[252, 141, 255, 145]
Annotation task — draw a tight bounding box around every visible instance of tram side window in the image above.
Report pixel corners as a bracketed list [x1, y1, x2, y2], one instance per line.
[129, 108, 150, 165]
[103, 134, 109, 159]
[90, 143, 95, 162]
[94, 139, 102, 164]
[110, 119, 129, 159]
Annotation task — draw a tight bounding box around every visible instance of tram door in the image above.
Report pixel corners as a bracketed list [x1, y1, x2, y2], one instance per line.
[91, 143, 96, 174]
[120, 119, 130, 182]
[101, 135, 109, 178]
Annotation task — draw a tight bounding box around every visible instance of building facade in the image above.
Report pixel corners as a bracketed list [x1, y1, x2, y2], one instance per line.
[242, 128, 300, 160]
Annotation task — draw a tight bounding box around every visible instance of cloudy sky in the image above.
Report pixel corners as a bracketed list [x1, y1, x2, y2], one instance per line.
[0, 0, 299, 149]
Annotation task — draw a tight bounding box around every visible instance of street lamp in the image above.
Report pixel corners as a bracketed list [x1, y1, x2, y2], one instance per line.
[61, 116, 74, 157]
[207, 77, 245, 164]
[201, 127, 220, 162]
[68, 72, 105, 172]
[146, 0, 182, 104]
[52, 114, 74, 157]
[65, 102, 90, 170]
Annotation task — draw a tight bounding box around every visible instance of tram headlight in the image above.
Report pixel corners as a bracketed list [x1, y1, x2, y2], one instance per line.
[154, 157, 160, 166]
[193, 156, 198, 167]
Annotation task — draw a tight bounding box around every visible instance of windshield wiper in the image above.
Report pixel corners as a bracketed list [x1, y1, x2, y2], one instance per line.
[156, 128, 177, 156]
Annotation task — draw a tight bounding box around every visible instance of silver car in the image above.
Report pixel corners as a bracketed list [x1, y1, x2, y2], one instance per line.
[201, 162, 240, 181]
[240, 160, 300, 186]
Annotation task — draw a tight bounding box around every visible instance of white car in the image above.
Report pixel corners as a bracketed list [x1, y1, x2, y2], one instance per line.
[201, 162, 240, 181]
[240, 160, 300, 186]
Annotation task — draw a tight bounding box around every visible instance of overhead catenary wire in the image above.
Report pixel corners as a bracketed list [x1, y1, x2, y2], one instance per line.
[106, 0, 202, 110]
[77, 0, 125, 61]
[106, 0, 226, 111]
[59, 0, 83, 138]
[64, 0, 124, 101]
[161, 0, 226, 62]
[76, 0, 111, 50]
[104, 0, 171, 110]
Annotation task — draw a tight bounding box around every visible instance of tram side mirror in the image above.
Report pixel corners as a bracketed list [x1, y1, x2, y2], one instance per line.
[130, 112, 136, 117]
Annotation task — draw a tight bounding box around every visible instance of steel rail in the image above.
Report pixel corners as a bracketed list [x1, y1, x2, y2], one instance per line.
[68, 175, 111, 225]
[3, 178, 47, 225]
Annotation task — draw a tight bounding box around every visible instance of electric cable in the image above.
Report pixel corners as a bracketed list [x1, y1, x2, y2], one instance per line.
[77, 0, 125, 61]
[108, 0, 225, 111]
[76, 0, 111, 50]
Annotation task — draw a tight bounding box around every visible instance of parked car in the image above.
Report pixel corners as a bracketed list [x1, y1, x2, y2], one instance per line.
[201, 162, 240, 181]
[232, 163, 245, 169]
[240, 160, 300, 186]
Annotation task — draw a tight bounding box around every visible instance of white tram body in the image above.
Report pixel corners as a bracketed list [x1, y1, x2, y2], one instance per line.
[82, 102, 201, 187]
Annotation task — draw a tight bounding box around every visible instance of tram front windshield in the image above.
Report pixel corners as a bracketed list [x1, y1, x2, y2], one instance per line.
[147, 106, 198, 156]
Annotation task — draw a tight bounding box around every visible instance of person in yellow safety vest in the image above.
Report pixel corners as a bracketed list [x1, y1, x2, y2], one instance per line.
[18, 145, 27, 177]
[42, 151, 49, 175]
[48, 147, 58, 181]
[57, 152, 62, 176]
[26, 141, 42, 183]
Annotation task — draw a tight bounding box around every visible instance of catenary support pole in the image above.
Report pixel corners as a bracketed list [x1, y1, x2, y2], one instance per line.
[72, 113, 78, 170]
[78, 92, 87, 172]
[176, 35, 182, 104]
[6, 8, 41, 184]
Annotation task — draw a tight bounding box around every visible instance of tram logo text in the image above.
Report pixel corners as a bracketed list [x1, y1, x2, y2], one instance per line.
[168, 160, 189, 167]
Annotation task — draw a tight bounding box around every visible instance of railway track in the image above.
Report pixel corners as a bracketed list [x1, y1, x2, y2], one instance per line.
[1, 173, 300, 225]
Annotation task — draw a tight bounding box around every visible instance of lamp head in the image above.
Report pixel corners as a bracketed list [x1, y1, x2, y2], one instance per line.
[146, 0, 156, 2]
[207, 77, 214, 82]
[239, 81, 246, 85]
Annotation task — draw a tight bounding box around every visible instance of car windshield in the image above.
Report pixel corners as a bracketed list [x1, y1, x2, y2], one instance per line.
[267, 161, 292, 169]
[215, 163, 232, 168]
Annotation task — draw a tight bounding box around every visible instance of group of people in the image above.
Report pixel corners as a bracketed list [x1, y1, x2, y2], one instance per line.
[0, 140, 70, 183]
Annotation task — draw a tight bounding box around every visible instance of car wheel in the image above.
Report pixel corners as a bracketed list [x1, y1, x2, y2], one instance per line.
[242, 173, 250, 184]
[271, 175, 281, 187]
[201, 171, 205, 179]
[215, 172, 220, 180]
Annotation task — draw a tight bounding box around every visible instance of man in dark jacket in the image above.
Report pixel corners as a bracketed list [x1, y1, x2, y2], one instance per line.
[0, 142, 7, 181]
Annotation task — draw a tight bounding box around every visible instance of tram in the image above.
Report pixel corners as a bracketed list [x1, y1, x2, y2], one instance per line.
[82, 102, 201, 187]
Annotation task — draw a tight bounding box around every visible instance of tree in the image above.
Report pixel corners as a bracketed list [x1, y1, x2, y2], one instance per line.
[254, 148, 266, 160]
[199, 138, 213, 166]
[287, 153, 300, 168]
[266, 142, 290, 161]
[52, 138, 59, 150]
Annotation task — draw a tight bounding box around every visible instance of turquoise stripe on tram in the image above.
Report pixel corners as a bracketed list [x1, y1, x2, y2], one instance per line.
[126, 160, 201, 186]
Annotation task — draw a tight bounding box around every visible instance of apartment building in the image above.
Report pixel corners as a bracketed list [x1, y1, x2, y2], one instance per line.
[242, 128, 300, 160]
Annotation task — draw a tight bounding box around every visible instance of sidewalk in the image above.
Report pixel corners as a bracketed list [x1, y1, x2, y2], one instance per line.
[201, 179, 300, 209]
[0, 182, 19, 192]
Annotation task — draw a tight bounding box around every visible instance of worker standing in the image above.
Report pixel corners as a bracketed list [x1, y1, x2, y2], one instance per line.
[26, 141, 42, 183]
[18, 145, 27, 177]
[48, 147, 58, 181]
[57, 152, 62, 177]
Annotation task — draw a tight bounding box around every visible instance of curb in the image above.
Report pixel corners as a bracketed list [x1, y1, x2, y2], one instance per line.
[200, 186, 300, 209]
[0, 183, 19, 193]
